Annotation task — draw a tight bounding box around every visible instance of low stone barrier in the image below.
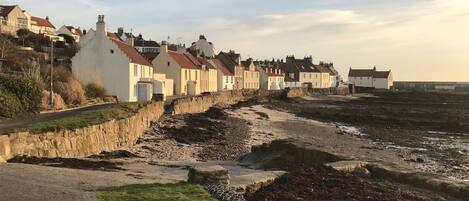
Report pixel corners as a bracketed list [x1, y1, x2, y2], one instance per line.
[0, 101, 164, 160]
[170, 90, 259, 115]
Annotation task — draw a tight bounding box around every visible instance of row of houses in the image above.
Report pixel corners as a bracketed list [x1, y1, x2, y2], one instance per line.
[2, 5, 394, 102]
[70, 15, 346, 102]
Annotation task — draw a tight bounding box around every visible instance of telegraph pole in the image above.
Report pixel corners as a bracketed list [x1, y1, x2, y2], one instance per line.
[50, 39, 54, 106]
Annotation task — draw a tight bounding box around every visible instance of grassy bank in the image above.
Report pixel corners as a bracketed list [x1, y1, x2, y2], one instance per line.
[96, 183, 216, 201]
[13, 103, 142, 134]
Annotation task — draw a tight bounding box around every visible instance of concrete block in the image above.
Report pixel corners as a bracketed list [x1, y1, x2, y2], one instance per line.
[188, 165, 230, 185]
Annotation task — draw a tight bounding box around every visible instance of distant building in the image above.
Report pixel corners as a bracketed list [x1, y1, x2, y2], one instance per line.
[57, 25, 82, 42]
[348, 67, 393, 89]
[152, 41, 202, 96]
[72, 15, 156, 102]
[281, 56, 331, 89]
[30, 16, 55, 35]
[198, 58, 218, 93]
[241, 59, 260, 89]
[394, 82, 469, 92]
[254, 60, 285, 90]
[216, 51, 246, 89]
[212, 58, 235, 91]
[190, 35, 215, 58]
[134, 34, 160, 53]
[0, 5, 30, 35]
[320, 62, 341, 87]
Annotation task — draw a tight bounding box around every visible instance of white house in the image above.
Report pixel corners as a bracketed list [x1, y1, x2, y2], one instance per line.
[190, 35, 215, 58]
[212, 58, 234, 91]
[348, 67, 393, 89]
[57, 25, 82, 42]
[281, 56, 331, 89]
[72, 15, 155, 102]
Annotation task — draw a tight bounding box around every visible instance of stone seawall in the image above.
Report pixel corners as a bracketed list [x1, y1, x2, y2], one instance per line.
[0, 101, 164, 160]
[171, 90, 260, 115]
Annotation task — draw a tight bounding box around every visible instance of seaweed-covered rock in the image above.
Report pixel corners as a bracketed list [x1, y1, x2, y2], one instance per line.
[188, 165, 230, 185]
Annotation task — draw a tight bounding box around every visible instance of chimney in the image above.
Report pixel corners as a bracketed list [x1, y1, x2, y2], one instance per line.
[304, 56, 313, 64]
[96, 15, 106, 36]
[161, 41, 168, 53]
[373, 66, 377, 71]
[117, 27, 124, 37]
[286, 55, 295, 64]
[83, 29, 87, 35]
[46, 16, 49, 21]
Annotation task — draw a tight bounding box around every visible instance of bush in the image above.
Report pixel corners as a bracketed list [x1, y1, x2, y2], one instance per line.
[52, 67, 86, 106]
[0, 86, 23, 118]
[41, 90, 66, 111]
[0, 73, 42, 113]
[54, 78, 86, 105]
[85, 83, 106, 99]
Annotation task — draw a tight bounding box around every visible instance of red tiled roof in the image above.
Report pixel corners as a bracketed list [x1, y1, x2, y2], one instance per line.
[141, 52, 159, 62]
[65, 26, 82, 36]
[197, 58, 217, 70]
[109, 37, 152, 66]
[167, 51, 201, 69]
[314, 65, 332, 74]
[107, 32, 121, 41]
[31, 16, 55, 29]
[0, 5, 16, 17]
[212, 58, 234, 76]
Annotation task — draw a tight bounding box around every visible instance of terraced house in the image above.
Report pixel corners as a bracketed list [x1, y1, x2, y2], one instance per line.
[348, 67, 393, 89]
[282, 56, 332, 89]
[153, 42, 202, 96]
[241, 59, 260, 89]
[255, 60, 285, 90]
[217, 51, 246, 89]
[72, 15, 155, 102]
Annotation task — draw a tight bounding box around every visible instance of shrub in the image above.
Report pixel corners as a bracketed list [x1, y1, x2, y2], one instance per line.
[51, 67, 86, 106]
[54, 78, 86, 105]
[41, 90, 66, 111]
[0, 86, 23, 118]
[0, 73, 42, 113]
[85, 83, 106, 99]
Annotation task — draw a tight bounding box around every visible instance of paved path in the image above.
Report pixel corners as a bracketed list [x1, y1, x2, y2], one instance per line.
[0, 103, 115, 134]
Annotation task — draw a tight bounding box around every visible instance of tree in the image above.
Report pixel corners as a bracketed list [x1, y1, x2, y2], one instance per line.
[16, 28, 31, 47]
[0, 34, 14, 59]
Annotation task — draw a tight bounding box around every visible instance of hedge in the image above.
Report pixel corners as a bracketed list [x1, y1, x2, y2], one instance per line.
[0, 86, 23, 118]
[0, 73, 42, 114]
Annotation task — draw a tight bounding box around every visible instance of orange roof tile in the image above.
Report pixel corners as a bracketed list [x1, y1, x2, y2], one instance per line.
[31, 16, 55, 29]
[212, 58, 234, 76]
[167, 51, 201, 69]
[109, 37, 152, 66]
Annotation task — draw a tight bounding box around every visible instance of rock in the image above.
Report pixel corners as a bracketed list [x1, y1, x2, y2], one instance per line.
[416, 157, 425, 163]
[353, 167, 371, 178]
[188, 165, 230, 185]
[325, 161, 368, 173]
[0, 156, 6, 163]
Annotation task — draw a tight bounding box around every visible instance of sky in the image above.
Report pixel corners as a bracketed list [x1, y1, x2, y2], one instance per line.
[3, 0, 469, 81]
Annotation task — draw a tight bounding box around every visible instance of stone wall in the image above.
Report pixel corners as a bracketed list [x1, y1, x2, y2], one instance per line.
[170, 90, 259, 115]
[0, 101, 164, 160]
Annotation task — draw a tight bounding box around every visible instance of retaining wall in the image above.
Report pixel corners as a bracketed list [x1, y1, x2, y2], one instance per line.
[170, 90, 260, 115]
[0, 101, 164, 160]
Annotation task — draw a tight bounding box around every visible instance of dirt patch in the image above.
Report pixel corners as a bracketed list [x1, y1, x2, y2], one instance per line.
[245, 165, 449, 201]
[135, 106, 251, 161]
[8, 156, 125, 171]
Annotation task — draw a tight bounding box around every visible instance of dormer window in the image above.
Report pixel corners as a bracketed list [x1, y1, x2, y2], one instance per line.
[110, 49, 114, 54]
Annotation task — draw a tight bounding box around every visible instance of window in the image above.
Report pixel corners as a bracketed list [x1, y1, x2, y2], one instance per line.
[309, 74, 312, 78]
[195, 71, 198, 80]
[110, 49, 114, 54]
[134, 65, 138, 77]
[189, 70, 192, 80]
[140, 66, 144, 77]
[167, 61, 170, 67]
[134, 85, 138, 96]
[185, 70, 188, 80]
[304, 74, 306, 78]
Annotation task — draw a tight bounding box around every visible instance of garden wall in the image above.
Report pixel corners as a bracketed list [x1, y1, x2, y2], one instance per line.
[0, 101, 164, 160]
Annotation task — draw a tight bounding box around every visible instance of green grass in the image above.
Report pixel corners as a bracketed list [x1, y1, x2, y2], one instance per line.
[14, 103, 141, 133]
[96, 183, 217, 201]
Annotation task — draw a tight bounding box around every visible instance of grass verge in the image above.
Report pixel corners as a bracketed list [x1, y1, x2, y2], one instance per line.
[96, 183, 217, 201]
[13, 103, 142, 133]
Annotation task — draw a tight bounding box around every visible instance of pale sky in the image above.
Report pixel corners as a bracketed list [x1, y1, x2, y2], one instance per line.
[4, 0, 469, 81]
